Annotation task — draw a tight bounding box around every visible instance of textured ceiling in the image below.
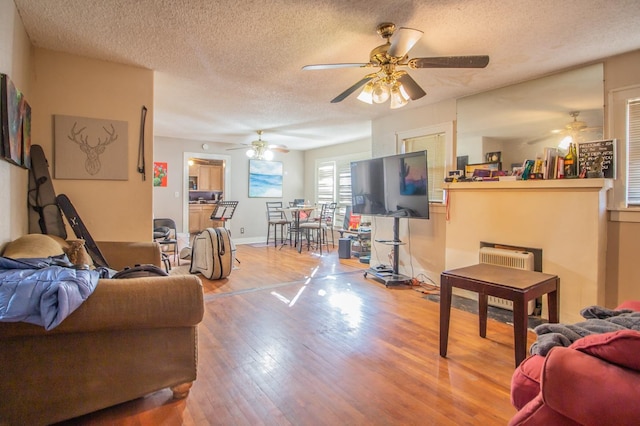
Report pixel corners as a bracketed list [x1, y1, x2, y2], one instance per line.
[13, 0, 640, 150]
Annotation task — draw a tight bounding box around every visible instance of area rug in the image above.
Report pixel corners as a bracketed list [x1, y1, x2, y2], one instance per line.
[424, 294, 545, 329]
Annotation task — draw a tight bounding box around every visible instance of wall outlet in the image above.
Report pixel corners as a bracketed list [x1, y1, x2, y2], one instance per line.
[240, 227, 245, 234]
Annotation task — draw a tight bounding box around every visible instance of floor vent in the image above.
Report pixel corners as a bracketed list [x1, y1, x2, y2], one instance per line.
[479, 247, 536, 314]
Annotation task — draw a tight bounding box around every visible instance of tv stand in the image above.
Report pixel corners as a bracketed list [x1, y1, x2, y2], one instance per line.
[364, 217, 412, 287]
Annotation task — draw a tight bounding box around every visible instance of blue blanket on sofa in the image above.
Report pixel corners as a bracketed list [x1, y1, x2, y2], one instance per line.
[0, 257, 99, 330]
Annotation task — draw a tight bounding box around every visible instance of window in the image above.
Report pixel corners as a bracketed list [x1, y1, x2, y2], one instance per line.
[397, 123, 453, 203]
[627, 99, 640, 205]
[316, 152, 370, 227]
[317, 161, 335, 205]
[402, 133, 445, 203]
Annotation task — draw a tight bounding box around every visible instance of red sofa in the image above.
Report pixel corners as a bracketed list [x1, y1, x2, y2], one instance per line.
[509, 301, 640, 425]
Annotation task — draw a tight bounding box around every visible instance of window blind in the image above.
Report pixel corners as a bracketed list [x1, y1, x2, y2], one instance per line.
[627, 99, 640, 205]
[316, 153, 370, 227]
[402, 133, 445, 202]
[317, 161, 335, 205]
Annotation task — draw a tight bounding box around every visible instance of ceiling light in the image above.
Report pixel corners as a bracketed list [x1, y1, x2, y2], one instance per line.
[246, 148, 256, 158]
[357, 76, 410, 109]
[372, 81, 390, 103]
[263, 150, 274, 161]
[357, 81, 374, 104]
[390, 82, 409, 109]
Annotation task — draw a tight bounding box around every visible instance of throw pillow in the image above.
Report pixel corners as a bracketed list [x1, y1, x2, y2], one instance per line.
[2, 234, 65, 258]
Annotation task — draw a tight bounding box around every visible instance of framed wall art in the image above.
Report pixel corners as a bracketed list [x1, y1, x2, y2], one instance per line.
[1, 73, 31, 169]
[153, 162, 168, 187]
[249, 159, 283, 198]
[54, 114, 128, 180]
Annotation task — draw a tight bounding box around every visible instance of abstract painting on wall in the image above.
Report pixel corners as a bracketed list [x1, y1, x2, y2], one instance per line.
[153, 162, 168, 187]
[54, 114, 128, 180]
[249, 159, 283, 198]
[1, 73, 31, 169]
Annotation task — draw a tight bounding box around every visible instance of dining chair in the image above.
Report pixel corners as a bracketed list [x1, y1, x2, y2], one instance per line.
[321, 202, 337, 248]
[266, 202, 289, 247]
[299, 203, 330, 254]
[153, 218, 179, 269]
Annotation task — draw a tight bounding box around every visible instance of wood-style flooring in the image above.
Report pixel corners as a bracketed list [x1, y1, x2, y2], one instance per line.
[58, 239, 524, 425]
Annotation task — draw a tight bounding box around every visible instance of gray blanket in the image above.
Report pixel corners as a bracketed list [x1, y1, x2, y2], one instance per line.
[529, 305, 640, 356]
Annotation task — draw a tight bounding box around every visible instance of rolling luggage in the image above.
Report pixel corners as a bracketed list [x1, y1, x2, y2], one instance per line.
[189, 227, 233, 280]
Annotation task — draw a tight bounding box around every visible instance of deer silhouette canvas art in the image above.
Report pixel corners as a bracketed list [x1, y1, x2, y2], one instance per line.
[53, 115, 128, 180]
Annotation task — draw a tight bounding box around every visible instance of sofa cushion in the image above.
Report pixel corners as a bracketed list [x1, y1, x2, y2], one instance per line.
[569, 329, 640, 371]
[616, 300, 640, 312]
[2, 234, 65, 258]
[510, 354, 545, 410]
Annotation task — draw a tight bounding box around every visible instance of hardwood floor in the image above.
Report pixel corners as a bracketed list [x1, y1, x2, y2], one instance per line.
[58, 240, 524, 425]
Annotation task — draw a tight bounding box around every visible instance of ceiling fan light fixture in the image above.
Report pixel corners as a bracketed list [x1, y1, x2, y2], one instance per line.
[263, 149, 274, 161]
[357, 81, 374, 104]
[390, 82, 409, 109]
[372, 81, 390, 103]
[246, 148, 256, 158]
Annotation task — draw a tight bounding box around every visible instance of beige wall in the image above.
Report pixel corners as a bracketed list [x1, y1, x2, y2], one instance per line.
[30, 48, 154, 242]
[444, 180, 611, 324]
[0, 0, 32, 247]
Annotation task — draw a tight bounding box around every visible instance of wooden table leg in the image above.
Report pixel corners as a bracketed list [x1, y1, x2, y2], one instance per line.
[478, 292, 488, 338]
[439, 277, 453, 358]
[547, 283, 559, 323]
[512, 295, 529, 367]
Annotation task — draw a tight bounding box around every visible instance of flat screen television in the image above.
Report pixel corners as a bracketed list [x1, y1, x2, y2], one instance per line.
[350, 150, 429, 219]
[350, 157, 386, 215]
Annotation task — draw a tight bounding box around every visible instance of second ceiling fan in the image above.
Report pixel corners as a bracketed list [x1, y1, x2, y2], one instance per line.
[227, 131, 289, 161]
[303, 22, 489, 108]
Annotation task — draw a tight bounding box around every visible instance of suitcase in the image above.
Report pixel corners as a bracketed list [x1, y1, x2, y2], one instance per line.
[189, 227, 233, 280]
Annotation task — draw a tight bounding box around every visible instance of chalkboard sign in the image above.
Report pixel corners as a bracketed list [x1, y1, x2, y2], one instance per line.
[577, 139, 616, 179]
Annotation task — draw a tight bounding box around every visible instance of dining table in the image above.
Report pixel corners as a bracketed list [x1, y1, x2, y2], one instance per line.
[277, 205, 317, 253]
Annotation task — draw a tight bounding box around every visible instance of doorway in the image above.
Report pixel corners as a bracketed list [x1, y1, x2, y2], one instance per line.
[182, 152, 231, 235]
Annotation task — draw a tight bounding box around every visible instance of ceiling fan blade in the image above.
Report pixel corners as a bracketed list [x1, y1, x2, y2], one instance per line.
[330, 74, 376, 103]
[397, 73, 426, 100]
[388, 27, 423, 58]
[302, 63, 370, 70]
[408, 55, 490, 69]
[268, 144, 289, 153]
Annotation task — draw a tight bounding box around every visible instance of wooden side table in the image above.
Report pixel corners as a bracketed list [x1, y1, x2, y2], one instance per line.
[439, 263, 559, 367]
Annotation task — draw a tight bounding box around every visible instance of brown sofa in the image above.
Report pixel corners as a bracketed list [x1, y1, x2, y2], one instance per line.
[0, 240, 204, 426]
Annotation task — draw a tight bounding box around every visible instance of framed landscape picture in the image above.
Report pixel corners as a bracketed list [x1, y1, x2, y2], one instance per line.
[249, 159, 283, 197]
[1, 73, 30, 168]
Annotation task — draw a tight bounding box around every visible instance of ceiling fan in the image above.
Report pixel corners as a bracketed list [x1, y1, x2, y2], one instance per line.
[561, 111, 602, 134]
[555, 111, 603, 147]
[227, 131, 289, 161]
[302, 22, 489, 108]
